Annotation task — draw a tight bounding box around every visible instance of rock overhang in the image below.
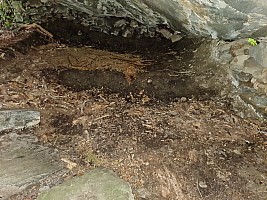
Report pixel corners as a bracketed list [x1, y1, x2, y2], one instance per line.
[22, 0, 267, 40]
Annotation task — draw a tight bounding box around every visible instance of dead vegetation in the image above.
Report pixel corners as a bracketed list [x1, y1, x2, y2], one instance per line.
[0, 30, 266, 200]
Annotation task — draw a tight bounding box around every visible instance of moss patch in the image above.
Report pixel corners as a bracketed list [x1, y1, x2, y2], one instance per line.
[0, 0, 24, 28]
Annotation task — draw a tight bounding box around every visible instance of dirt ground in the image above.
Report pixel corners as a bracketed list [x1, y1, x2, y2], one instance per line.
[0, 29, 267, 200]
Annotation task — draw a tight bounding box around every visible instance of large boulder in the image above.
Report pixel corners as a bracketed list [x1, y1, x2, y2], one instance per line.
[23, 0, 267, 39]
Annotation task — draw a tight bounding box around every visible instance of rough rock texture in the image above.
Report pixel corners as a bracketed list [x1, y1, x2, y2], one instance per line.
[37, 168, 134, 200]
[0, 132, 64, 199]
[214, 37, 267, 118]
[0, 109, 40, 132]
[23, 0, 267, 39]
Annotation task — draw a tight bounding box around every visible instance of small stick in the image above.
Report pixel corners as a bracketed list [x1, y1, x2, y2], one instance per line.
[20, 23, 53, 39]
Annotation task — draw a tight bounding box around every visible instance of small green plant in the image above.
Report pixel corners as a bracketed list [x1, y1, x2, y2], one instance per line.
[86, 151, 100, 166]
[0, 0, 24, 28]
[248, 38, 258, 46]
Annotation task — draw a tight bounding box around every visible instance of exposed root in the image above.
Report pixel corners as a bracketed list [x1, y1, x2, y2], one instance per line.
[20, 23, 53, 40]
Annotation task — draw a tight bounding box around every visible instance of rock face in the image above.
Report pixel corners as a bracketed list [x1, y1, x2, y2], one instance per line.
[24, 0, 267, 39]
[218, 38, 267, 118]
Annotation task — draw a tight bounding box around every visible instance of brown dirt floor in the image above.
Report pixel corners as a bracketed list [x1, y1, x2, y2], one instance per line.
[0, 29, 267, 200]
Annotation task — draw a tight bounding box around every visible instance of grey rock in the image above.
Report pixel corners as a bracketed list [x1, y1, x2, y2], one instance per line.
[238, 86, 256, 94]
[23, 0, 267, 39]
[114, 19, 127, 28]
[249, 39, 267, 66]
[251, 95, 267, 108]
[232, 71, 252, 83]
[0, 132, 64, 199]
[0, 109, 40, 132]
[37, 168, 134, 200]
[170, 33, 182, 43]
[215, 37, 267, 118]
[156, 28, 173, 40]
[243, 57, 263, 77]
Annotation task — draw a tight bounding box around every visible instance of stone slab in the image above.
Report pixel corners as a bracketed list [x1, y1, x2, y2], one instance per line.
[37, 168, 134, 200]
[0, 132, 64, 199]
[0, 109, 40, 132]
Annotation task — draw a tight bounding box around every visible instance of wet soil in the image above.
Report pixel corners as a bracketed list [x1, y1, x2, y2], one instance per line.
[0, 30, 266, 200]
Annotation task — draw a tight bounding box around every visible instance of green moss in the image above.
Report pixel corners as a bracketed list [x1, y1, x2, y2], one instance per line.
[86, 151, 101, 166]
[0, 0, 24, 29]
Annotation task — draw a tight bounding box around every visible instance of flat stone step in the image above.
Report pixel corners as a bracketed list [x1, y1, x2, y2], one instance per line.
[0, 132, 64, 199]
[37, 168, 134, 200]
[0, 109, 40, 132]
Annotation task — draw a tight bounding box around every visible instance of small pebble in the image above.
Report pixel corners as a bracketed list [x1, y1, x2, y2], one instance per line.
[199, 181, 208, 188]
[180, 97, 187, 102]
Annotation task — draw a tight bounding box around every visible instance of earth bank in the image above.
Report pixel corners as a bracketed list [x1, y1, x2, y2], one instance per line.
[0, 29, 266, 199]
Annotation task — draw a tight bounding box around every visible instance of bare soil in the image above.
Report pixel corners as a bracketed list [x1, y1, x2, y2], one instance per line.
[0, 30, 266, 200]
